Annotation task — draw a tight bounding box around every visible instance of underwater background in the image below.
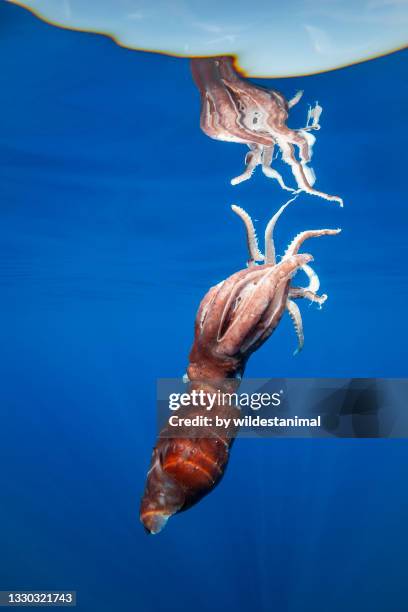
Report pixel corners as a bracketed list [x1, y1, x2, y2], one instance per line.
[1, 2, 408, 611]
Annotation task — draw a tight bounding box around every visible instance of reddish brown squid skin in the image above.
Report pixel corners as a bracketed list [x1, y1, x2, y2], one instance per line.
[190, 55, 289, 147]
[139, 379, 241, 535]
[140, 255, 310, 534]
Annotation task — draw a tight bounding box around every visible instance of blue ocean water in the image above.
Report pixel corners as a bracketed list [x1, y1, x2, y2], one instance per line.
[0, 3, 407, 611]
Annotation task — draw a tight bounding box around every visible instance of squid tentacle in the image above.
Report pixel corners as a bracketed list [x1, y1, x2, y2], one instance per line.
[300, 262, 320, 293]
[275, 137, 344, 205]
[289, 286, 328, 307]
[288, 90, 304, 108]
[304, 101, 323, 131]
[231, 145, 262, 186]
[286, 298, 304, 355]
[264, 195, 298, 265]
[261, 145, 296, 192]
[231, 203, 264, 262]
[218, 254, 312, 356]
[216, 268, 269, 342]
[285, 228, 342, 259]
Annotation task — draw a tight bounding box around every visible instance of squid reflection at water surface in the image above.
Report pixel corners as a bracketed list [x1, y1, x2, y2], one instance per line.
[191, 56, 342, 205]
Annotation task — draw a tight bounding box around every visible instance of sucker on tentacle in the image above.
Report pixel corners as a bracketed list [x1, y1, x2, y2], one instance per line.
[231, 195, 299, 267]
[230, 204, 263, 264]
[286, 299, 304, 354]
[264, 195, 299, 264]
[285, 228, 342, 259]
